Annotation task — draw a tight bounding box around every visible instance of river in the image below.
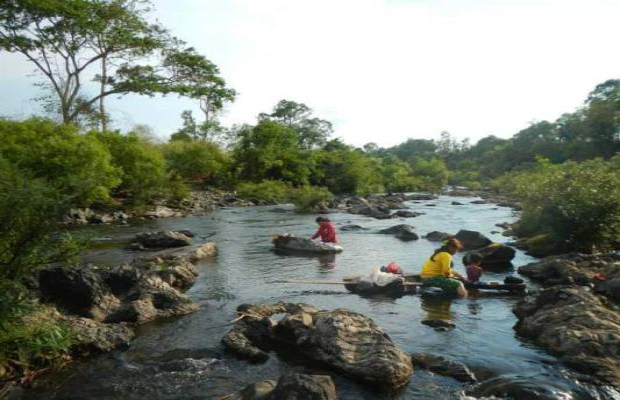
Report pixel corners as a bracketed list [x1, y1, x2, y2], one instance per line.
[21, 196, 609, 399]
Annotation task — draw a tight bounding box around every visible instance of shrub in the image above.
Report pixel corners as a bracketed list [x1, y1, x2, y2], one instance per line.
[93, 130, 168, 208]
[288, 186, 332, 213]
[236, 180, 292, 204]
[163, 140, 229, 186]
[506, 157, 620, 252]
[0, 305, 73, 379]
[0, 118, 120, 207]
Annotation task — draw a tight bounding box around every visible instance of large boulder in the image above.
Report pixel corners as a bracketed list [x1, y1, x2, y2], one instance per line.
[38, 267, 118, 320]
[467, 244, 516, 271]
[222, 303, 413, 390]
[454, 230, 492, 250]
[134, 231, 192, 249]
[63, 316, 135, 353]
[518, 253, 620, 302]
[378, 224, 419, 241]
[411, 353, 477, 383]
[513, 285, 620, 388]
[220, 374, 336, 400]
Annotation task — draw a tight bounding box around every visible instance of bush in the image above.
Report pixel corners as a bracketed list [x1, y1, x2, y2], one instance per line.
[0, 306, 73, 379]
[163, 140, 229, 186]
[506, 157, 620, 252]
[288, 186, 332, 213]
[236, 180, 292, 204]
[0, 158, 79, 322]
[94, 130, 168, 208]
[0, 118, 120, 207]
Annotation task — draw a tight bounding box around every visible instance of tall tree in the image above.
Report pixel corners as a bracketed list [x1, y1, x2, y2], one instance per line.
[0, 0, 234, 128]
[259, 100, 332, 149]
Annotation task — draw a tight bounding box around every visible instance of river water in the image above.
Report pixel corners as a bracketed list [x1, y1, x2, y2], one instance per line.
[21, 196, 613, 399]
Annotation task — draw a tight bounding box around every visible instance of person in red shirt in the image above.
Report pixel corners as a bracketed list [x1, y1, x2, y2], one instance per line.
[311, 217, 338, 243]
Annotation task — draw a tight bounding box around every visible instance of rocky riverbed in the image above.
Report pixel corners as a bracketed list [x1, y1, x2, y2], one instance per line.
[12, 196, 618, 399]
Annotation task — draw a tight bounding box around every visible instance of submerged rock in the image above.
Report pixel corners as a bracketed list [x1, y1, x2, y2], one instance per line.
[513, 285, 620, 388]
[454, 230, 492, 250]
[421, 319, 455, 330]
[340, 224, 366, 231]
[393, 210, 423, 218]
[378, 224, 419, 241]
[411, 353, 477, 383]
[221, 373, 336, 400]
[466, 374, 581, 400]
[222, 302, 413, 390]
[424, 231, 452, 242]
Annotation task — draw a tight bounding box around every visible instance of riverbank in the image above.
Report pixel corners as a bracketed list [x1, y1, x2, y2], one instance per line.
[0, 239, 217, 391]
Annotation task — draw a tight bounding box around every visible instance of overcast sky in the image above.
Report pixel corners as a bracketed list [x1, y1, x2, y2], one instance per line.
[1, 0, 619, 147]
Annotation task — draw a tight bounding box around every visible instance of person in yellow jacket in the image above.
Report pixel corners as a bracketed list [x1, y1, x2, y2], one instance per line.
[420, 238, 468, 298]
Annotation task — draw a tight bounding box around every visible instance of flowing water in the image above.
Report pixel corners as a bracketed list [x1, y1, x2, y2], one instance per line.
[20, 196, 615, 399]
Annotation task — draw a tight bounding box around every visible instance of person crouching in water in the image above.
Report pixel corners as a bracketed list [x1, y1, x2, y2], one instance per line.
[420, 239, 468, 298]
[463, 253, 483, 284]
[311, 217, 338, 243]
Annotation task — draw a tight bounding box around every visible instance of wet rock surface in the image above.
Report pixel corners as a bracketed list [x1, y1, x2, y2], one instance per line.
[222, 302, 413, 390]
[465, 374, 583, 400]
[393, 210, 423, 218]
[377, 224, 419, 241]
[221, 373, 336, 400]
[454, 229, 492, 250]
[513, 284, 620, 388]
[423, 231, 452, 242]
[518, 253, 620, 300]
[339, 224, 366, 231]
[411, 353, 476, 383]
[133, 230, 192, 249]
[36, 243, 216, 356]
[469, 244, 516, 271]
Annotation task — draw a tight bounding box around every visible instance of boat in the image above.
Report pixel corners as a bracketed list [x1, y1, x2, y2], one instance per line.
[272, 235, 343, 254]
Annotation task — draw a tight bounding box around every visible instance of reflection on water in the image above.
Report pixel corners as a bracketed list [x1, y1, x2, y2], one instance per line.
[317, 253, 336, 269]
[420, 295, 453, 321]
[22, 196, 617, 400]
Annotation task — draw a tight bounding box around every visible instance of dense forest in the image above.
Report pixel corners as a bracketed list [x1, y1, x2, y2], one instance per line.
[0, 0, 619, 385]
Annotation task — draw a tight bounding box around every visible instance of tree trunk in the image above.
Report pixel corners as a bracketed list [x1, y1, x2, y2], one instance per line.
[99, 56, 108, 131]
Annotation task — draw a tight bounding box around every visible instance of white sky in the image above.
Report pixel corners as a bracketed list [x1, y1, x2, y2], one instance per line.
[1, 0, 619, 147]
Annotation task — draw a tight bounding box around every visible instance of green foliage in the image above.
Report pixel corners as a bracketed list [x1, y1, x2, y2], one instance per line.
[0, 118, 120, 207]
[233, 120, 311, 185]
[93, 130, 167, 207]
[163, 140, 229, 186]
[236, 180, 292, 204]
[0, 0, 234, 126]
[502, 157, 620, 252]
[0, 306, 73, 377]
[287, 186, 332, 213]
[409, 157, 448, 193]
[312, 147, 384, 195]
[0, 157, 78, 325]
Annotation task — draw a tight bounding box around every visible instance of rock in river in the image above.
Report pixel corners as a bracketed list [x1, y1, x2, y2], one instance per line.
[378, 224, 419, 241]
[518, 252, 620, 301]
[466, 243, 516, 271]
[513, 285, 620, 388]
[454, 229, 492, 250]
[222, 302, 413, 390]
[424, 231, 453, 242]
[411, 353, 477, 383]
[394, 210, 423, 218]
[221, 373, 336, 400]
[134, 231, 192, 249]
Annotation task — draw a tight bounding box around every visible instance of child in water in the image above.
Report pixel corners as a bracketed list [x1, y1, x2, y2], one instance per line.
[463, 253, 483, 284]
